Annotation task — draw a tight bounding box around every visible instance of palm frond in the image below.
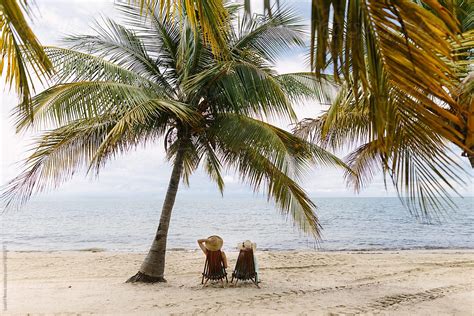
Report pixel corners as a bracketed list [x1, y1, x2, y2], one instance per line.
[117, 2, 181, 69]
[4, 95, 197, 208]
[15, 81, 162, 132]
[295, 84, 371, 151]
[0, 0, 53, 111]
[210, 115, 321, 236]
[343, 141, 382, 193]
[2, 116, 119, 209]
[133, 0, 229, 58]
[276, 72, 335, 105]
[188, 60, 297, 121]
[64, 18, 166, 86]
[298, 81, 470, 220]
[202, 143, 225, 193]
[203, 113, 348, 236]
[90, 99, 199, 172]
[43, 46, 157, 88]
[233, 7, 306, 63]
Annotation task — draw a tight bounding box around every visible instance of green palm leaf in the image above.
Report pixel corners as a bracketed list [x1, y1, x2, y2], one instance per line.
[296, 82, 469, 221]
[134, 0, 229, 58]
[15, 81, 164, 131]
[0, 0, 53, 112]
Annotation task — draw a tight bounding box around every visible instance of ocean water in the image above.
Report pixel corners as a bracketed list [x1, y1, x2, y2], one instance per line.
[0, 196, 472, 252]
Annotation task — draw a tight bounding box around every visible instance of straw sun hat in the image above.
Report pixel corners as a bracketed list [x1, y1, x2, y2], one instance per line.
[237, 240, 257, 251]
[204, 235, 224, 251]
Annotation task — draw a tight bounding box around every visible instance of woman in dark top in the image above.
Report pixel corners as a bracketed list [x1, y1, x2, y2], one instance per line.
[198, 235, 228, 286]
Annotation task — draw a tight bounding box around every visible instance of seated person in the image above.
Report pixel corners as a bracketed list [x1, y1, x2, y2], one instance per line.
[197, 235, 228, 285]
[232, 240, 259, 287]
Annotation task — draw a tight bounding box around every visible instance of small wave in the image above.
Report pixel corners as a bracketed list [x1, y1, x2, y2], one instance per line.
[168, 247, 188, 251]
[77, 247, 106, 252]
[319, 246, 474, 252]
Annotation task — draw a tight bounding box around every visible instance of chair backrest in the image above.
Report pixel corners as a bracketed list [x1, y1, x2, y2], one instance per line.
[233, 249, 256, 280]
[203, 250, 226, 279]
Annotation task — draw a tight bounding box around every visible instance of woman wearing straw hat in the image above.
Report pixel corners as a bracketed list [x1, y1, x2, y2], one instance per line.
[231, 240, 259, 287]
[198, 236, 229, 286]
[197, 235, 228, 268]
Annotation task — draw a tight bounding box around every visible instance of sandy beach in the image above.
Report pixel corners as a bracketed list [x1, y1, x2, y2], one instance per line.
[2, 249, 473, 315]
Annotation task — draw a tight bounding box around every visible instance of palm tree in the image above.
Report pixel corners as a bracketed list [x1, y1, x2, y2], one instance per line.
[295, 1, 473, 219]
[2, 3, 346, 282]
[0, 0, 53, 112]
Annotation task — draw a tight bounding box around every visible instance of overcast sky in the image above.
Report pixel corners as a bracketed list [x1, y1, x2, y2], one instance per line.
[0, 0, 472, 201]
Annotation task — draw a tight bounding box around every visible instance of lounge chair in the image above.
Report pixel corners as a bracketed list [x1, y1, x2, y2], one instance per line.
[231, 248, 259, 287]
[201, 250, 228, 287]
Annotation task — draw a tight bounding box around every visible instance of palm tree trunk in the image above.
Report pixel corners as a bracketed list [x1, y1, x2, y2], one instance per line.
[126, 145, 185, 283]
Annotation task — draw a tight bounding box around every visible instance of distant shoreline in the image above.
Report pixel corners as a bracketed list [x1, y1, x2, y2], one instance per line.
[6, 247, 474, 253]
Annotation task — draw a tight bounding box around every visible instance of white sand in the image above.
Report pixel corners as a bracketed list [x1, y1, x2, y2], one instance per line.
[2, 250, 473, 315]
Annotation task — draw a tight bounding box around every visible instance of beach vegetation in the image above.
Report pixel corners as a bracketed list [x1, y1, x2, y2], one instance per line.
[294, 0, 474, 219]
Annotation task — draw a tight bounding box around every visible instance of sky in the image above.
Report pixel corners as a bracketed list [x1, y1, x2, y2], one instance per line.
[0, 0, 472, 201]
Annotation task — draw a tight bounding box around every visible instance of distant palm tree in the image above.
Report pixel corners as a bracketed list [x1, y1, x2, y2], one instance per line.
[295, 1, 473, 219]
[2, 4, 346, 282]
[0, 0, 52, 111]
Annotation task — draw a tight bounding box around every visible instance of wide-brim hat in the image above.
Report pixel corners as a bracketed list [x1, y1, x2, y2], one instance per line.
[205, 235, 223, 251]
[237, 240, 256, 251]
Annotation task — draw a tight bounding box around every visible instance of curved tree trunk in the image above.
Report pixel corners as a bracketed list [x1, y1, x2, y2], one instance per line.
[126, 146, 185, 283]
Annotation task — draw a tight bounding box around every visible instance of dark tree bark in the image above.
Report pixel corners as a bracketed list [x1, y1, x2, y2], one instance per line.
[126, 145, 185, 283]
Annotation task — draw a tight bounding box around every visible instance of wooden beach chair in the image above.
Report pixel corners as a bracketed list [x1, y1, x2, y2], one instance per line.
[201, 250, 228, 287]
[231, 248, 259, 287]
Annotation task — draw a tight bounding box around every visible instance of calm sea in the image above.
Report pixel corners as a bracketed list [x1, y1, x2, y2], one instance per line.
[1, 196, 472, 252]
